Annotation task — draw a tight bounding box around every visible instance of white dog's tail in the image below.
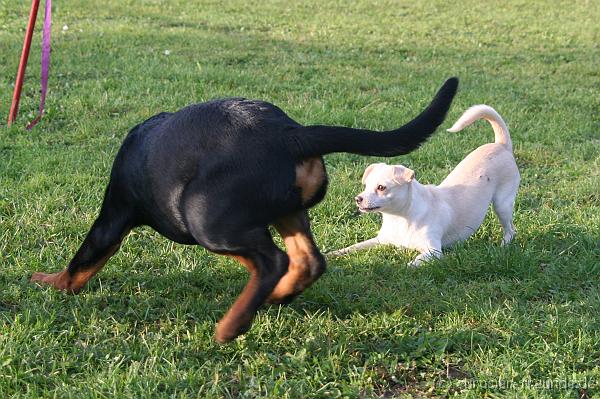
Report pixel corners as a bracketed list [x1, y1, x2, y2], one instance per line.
[447, 105, 512, 151]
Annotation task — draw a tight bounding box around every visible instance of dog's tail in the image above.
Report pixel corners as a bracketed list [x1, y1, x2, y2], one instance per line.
[287, 77, 458, 158]
[447, 104, 512, 151]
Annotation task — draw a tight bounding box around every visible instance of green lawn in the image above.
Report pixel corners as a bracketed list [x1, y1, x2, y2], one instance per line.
[1, 0, 599, 397]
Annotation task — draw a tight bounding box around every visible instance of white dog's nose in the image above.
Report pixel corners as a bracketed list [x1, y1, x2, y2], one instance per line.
[355, 196, 363, 205]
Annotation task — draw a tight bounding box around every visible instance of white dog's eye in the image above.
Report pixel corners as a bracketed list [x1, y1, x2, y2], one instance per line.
[376, 185, 386, 192]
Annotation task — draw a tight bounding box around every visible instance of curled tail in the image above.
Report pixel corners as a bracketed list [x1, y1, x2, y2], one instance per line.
[447, 104, 512, 151]
[287, 77, 459, 158]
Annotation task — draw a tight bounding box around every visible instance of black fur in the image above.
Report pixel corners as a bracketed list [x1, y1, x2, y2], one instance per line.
[32, 78, 458, 342]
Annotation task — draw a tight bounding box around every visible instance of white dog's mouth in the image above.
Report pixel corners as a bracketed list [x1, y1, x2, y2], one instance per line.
[358, 206, 380, 212]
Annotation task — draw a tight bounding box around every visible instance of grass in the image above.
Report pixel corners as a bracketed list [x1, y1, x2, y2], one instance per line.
[1, 0, 599, 397]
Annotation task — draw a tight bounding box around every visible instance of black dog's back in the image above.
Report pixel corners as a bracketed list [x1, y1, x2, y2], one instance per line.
[108, 99, 310, 245]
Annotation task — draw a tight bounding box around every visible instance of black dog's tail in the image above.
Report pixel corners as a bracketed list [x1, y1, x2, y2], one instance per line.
[288, 77, 458, 158]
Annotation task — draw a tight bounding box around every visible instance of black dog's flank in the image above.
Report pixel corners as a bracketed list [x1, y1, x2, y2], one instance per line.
[31, 78, 459, 342]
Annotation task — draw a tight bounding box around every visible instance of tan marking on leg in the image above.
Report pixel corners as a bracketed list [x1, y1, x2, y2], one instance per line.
[228, 255, 255, 272]
[268, 213, 325, 303]
[30, 244, 120, 293]
[30, 270, 74, 291]
[216, 255, 259, 343]
[295, 157, 326, 204]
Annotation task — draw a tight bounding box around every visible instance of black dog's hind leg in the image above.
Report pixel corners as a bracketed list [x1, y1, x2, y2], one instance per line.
[267, 210, 326, 304]
[31, 189, 133, 293]
[215, 229, 289, 343]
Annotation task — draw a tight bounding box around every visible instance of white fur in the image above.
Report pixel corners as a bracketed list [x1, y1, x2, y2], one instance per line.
[329, 104, 520, 266]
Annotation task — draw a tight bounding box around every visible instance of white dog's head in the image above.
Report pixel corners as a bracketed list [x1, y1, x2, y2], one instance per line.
[355, 163, 415, 213]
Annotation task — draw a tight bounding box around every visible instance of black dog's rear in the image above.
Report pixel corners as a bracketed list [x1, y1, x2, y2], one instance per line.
[31, 78, 458, 342]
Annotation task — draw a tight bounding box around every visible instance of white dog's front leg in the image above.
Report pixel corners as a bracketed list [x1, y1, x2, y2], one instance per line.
[409, 247, 442, 267]
[327, 238, 380, 256]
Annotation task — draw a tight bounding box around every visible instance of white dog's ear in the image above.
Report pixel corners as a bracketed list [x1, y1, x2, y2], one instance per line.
[362, 163, 384, 184]
[392, 166, 415, 183]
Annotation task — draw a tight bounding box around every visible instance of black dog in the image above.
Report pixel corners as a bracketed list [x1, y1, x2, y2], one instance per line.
[31, 78, 458, 342]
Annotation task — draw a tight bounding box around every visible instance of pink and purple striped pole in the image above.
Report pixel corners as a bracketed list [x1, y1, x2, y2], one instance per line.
[7, 0, 41, 127]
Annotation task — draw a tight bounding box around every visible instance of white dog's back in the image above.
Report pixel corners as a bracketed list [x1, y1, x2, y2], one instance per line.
[441, 105, 516, 186]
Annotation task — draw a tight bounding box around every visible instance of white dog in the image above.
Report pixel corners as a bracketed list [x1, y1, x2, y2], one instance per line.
[330, 105, 520, 266]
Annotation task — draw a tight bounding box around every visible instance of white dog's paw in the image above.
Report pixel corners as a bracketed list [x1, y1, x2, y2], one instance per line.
[409, 251, 441, 267]
[501, 233, 515, 246]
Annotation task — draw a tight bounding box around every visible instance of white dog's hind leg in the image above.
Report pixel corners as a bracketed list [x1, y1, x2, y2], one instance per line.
[493, 189, 518, 246]
[327, 238, 380, 256]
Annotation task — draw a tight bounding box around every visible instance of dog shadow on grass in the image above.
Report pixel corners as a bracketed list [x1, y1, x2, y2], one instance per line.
[13, 215, 596, 377]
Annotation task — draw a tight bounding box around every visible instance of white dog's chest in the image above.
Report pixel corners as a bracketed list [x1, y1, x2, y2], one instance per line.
[377, 215, 433, 251]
